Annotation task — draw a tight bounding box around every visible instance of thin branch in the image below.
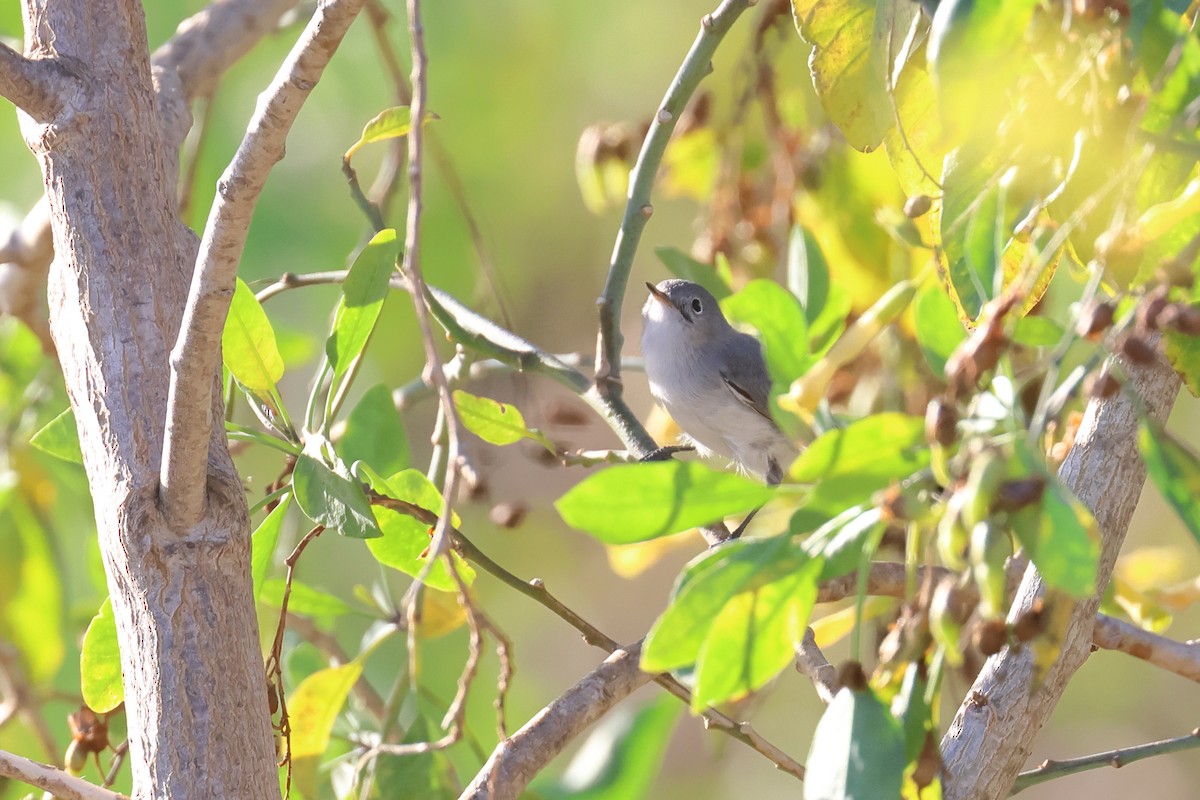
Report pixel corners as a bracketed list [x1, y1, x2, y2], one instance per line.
[795, 628, 839, 705]
[1091, 613, 1200, 683]
[593, 0, 754, 398]
[152, 0, 299, 109]
[369, 494, 806, 781]
[0, 748, 128, 800]
[0, 641, 58, 762]
[1012, 728, 1200, 794]
[0, 43, 74, 123]
[161, 0, 367, 530]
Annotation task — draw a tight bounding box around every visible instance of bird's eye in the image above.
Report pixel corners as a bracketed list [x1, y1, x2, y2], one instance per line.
[691, 298, 703, 314]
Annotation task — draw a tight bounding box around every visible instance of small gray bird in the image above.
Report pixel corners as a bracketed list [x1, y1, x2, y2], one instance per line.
[641, 279, 797, 485]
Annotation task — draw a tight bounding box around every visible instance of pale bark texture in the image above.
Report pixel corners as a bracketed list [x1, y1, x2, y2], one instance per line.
[14, 0, 284, 796]
[940, 350, 1181, 799]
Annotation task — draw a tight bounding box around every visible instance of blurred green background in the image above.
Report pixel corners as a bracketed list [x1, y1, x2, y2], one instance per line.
[1, 1, 1200, 798]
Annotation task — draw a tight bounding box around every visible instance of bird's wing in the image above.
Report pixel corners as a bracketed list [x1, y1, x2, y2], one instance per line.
[719, 333, 776, 424]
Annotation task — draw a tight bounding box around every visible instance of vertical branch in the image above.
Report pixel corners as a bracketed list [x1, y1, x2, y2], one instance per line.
[940, 351, 1181, 799]
[160, 0, 367, 530]
[397, 0, 464, 578]
[593, 0, 755, 399]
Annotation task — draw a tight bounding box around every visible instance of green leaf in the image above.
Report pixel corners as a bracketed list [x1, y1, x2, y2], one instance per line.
[693, 555, 823, 709]
[804, 506, 885, 580]
[642, 537, 813, 671]
[364, 468, 475, 592]
[292, 451, 383, 539]
[914, 284, 967, 375]
[654, 246, 731, 300]
[535, 695, 682, 800]
[340, 383, 410, 477]
[325, 229, 399, 383]
[787, 225, 830, 329]
[251, 494, 290, 601]
[80, 598, 123, 714]
[1011, 445, 1099, 597]
[1164, 327, 1200, 397]
[791, 0, 915, 151]
[1139, 421, 1200, 547]
[289, 661, 363, 759]
[452, 389, 554, 451]
[261, 578, 354, 621]
[804, 686, 906, 800]
[792, 414, 926, 483]
[555, 461, 774, 544]
[222, 278, 285, 396]
[29, 407, 84, 464]
[6, 497, 63, 683]
[370, 715, 455, 800]
[721, 280, 812, 387]
[345, 106, 439, 160]
[938, 148, 1001, 321]
[1011, 315, 1064, 348]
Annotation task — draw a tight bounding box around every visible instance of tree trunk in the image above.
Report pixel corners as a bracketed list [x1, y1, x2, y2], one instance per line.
[20, 0, 278, 796]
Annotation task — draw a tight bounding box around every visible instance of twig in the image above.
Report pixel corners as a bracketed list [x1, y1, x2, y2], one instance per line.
[265, 524, 327, 796]
[0, 42, 74, 123]
[101, 740, 128, 789]
[0, 641, 58, 763]
[368, 494, 806, 781]
[0, 747, 128, 800]
[161, 0, 368, 530]
[795, 628, 839, 705]
[593, 0, 754, 396]
[1011, 728, 1200, 794]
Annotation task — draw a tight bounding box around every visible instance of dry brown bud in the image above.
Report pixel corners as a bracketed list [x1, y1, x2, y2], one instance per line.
[904, 194, 933, 218]
[1085, 370, 1121, 399]
[974, 619, 1009, 656]
[1117, 334, 1157, 364]
[1012, 599, 1047, 642]
[1137, 288, 1169, 332]
[992, 477, 1047, 513]
[837, 660, 868, 691]
[925, 397, 958, 447]
[1075, 301, 1115, 339]
[489, 502, 527, 529]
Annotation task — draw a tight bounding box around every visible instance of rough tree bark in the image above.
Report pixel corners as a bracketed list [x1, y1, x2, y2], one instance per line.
[5, 0, 300, 796]
[940, 349, 1181, 798]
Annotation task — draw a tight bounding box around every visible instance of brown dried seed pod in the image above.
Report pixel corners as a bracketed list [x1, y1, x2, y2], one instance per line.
[489, 502, 528, 529]
[1012, 599, 1047, 642]
[991, 477, 1047, 513]
[837, 661, 869, 692]
[1137, 288, 1169, 332]
[1168, 304, 1200, 335]
[1075, 301, 1115, 339]
[904, 194, 933, 219]
[1117, 334, 1157, 364]
[925, 397, 958, 447]
[974, 619, 1009, 656]
[1085, 370, 1121, 399]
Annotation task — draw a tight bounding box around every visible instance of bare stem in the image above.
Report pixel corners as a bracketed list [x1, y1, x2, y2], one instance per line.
[161, 0, 367, 530]
[1012, 728, 1200, 794]
[0, 747, 127, 800]
[593, 0, 755, 397]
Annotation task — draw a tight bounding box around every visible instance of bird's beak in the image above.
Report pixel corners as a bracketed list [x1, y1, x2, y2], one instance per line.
[645, 282, 672, 307]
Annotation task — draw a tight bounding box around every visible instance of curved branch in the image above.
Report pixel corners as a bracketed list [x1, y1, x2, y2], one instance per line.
[161, 0, 367, 529]
[593, 0, 754, 402]
[940, 351, 1181, 800]
[1012, 728, 1200, 794]
[1091, 613, 1200, 683]
[0, 748, 128, 800]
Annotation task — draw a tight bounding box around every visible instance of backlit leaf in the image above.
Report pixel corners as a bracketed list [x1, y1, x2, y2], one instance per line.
[325, 229, 398, 383]
[721, 280, 812, 387]
[654, 247, 731, 300]
[555, 461, 774, 544]
[1139, 421, 1200, 547]
[345, 107, 439, 160]
[452, 390, 554, 451]
[261, 578, 354, 622]
[29, 407, 84, 465]
[80, 598, 123, 714]
[223, 278, 284, 396]
[340, 383, 410, 478]
[289, 661, 363, 759]
[914, 284, 966, 375]
[251, 494, 290, 601]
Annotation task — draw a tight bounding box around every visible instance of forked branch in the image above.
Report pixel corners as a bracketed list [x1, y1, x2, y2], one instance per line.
[160, 0, 367, 530]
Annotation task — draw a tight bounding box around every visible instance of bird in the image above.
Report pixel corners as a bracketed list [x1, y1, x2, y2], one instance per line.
[640, 279, 798, 486]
